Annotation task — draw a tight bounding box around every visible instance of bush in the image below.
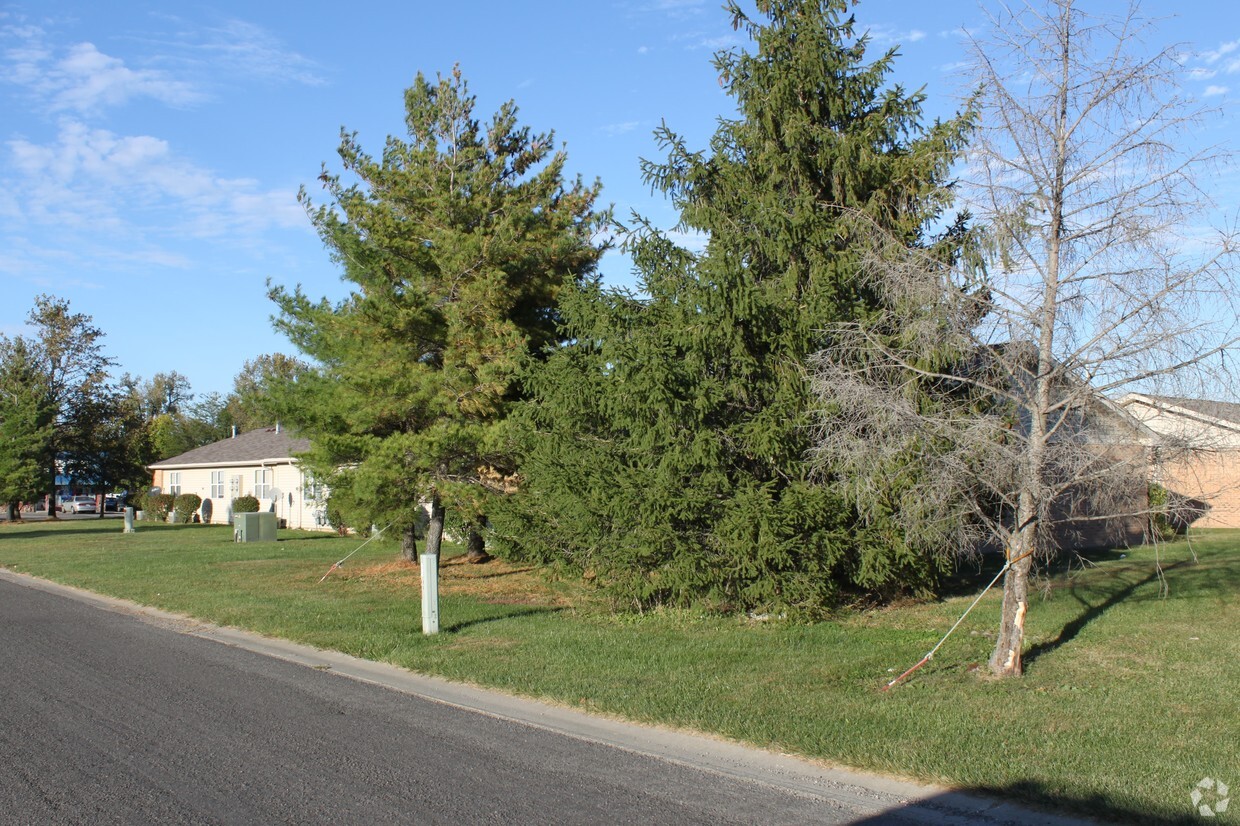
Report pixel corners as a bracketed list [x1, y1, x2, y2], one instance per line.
[143, 492, 175, 521]
[232, 495, 260, 514]
[173, 493, 202, 524]
[324, 498, 350, 537]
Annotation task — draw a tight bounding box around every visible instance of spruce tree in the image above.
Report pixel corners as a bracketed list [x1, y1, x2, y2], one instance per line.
[269, 67, 606, 559]
[0, 338, 54, 521]
[495, 0, 970, 612]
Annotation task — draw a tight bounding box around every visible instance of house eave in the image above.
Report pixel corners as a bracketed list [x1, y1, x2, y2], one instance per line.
[148, 458, 302, 471]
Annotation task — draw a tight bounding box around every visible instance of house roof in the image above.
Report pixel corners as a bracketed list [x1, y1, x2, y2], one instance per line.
[1133, 395, 1240, 426]
[148, 426, 310, 469]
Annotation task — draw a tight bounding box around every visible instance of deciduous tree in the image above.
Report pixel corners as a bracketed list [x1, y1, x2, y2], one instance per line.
[808, 0, 1238, 676]
[20, 296, 116, 515]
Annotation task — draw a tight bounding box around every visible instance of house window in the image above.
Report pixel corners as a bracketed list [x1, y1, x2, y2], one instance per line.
[254, 468, 271, 500]
[210, 471, 224, 499]
[168, 472, 181, 496]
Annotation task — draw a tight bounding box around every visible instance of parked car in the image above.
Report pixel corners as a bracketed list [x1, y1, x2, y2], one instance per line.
[104, 496, 119, 513]
[64, 495, 97, 514]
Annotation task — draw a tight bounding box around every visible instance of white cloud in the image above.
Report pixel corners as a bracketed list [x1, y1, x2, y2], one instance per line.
[697, 34, 742, 51]
[1203, 85, 1230, 98]
[629, 0, 707, 18]
[5, 120, 305, 240]
[1200, 40, 1239, 65]
[1, 14, 321, 118]
[174, 18, 325, 87]
[599, 120, 641, 137]
[863, 24, 929, 48]
[52, 42, 201, 112]
[1188, 67, 1218, 80]
[2, 24, 202, 115]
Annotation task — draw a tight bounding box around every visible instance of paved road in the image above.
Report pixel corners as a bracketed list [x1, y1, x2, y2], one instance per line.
[0, 573, 1096, 825]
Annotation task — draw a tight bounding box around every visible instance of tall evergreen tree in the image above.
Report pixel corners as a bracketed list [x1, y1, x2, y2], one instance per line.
[495, 0, 970, 613]
[0, 338, 55, 521]
[270, 67, 607, 560]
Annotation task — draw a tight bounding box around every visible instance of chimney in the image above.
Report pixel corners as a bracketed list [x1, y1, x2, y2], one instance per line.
[231, 426, 237, 438]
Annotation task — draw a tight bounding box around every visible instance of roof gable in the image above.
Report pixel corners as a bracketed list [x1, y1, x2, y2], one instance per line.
[149, 426, 311, 469]
[1137, 394, 1240, 426]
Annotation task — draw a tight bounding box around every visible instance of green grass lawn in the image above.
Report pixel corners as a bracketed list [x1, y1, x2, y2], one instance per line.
[2, 518, 1235, 823]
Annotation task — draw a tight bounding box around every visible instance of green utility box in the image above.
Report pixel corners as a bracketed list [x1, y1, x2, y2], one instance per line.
[234, 511, 277, 543]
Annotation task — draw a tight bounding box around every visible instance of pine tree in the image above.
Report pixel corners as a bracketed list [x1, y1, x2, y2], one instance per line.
[495, 0, 970, 613]
[0, 338, 55, 521]
[270, 67, 607, 560]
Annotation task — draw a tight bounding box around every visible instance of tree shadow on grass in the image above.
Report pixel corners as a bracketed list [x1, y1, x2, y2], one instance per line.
[1022, 558, 1191, 670]
[443, 605, 563, 634]
[444, 566, 538, 581]
[937, 547, 1130, 601]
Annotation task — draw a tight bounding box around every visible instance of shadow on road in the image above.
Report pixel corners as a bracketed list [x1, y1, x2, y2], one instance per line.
[848, 780, 1192, 825]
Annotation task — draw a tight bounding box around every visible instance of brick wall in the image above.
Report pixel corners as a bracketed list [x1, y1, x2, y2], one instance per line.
[1157, 450, 1240, 528]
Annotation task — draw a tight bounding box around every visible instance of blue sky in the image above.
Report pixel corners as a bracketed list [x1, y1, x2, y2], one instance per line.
[2, 0, 1238, 399]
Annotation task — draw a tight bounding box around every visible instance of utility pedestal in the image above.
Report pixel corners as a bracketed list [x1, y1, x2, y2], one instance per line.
[420, 552, 440, 634]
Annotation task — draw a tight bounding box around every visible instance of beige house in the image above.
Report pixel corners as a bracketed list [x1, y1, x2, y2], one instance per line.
[148, 426, 331, 531]
[1117, 393, 1240, 529]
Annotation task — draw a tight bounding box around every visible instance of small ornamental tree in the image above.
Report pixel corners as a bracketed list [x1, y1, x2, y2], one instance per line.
[270, 67, 607, 563]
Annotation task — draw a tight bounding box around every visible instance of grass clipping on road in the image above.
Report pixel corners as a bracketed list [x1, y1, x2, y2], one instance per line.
[2, 519, 1235, 824]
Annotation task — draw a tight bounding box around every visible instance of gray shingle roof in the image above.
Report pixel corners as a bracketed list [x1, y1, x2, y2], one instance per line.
[1139, 395, 1240, 426]
[148, 426, 311, 468]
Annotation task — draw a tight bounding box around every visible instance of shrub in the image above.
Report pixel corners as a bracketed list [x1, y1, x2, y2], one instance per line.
[173, 493, 203, 524]
[143, 492, 175, 521]
[325, 498, 350, 537]
[232, 495, 260, 514]
[1148, 483, 1202, 541]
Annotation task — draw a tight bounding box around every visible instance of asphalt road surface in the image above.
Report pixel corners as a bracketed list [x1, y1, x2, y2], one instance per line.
[0, 573, 1096, 825]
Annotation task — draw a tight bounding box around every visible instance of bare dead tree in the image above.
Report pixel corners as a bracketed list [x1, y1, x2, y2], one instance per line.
[808, 0, 1238, 678]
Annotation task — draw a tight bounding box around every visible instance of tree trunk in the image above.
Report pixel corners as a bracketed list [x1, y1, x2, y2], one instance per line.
[465, 524, 491, 564]
[424, 495, 445, 559]
[990, 491, 1038, 676]
[6, 501, 18, 522]
[989, 546, 1033, 676]
[399, 522, 418, 562]
[46, 464, 58, 520]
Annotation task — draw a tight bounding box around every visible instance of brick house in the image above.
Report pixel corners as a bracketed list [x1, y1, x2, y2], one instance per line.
[1117, 393, 1240, 529]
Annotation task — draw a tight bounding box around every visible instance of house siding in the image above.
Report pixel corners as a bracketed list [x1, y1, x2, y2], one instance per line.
[148, 427, 331, 531]
[152, 462, 328, 530]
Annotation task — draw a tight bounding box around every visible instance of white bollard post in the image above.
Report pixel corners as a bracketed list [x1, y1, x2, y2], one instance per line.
[123, 507, 136, 534]
[419, 552, 440, 634]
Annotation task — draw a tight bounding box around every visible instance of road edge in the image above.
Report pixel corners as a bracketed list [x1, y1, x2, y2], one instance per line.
[0, 567, 1098, 825]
